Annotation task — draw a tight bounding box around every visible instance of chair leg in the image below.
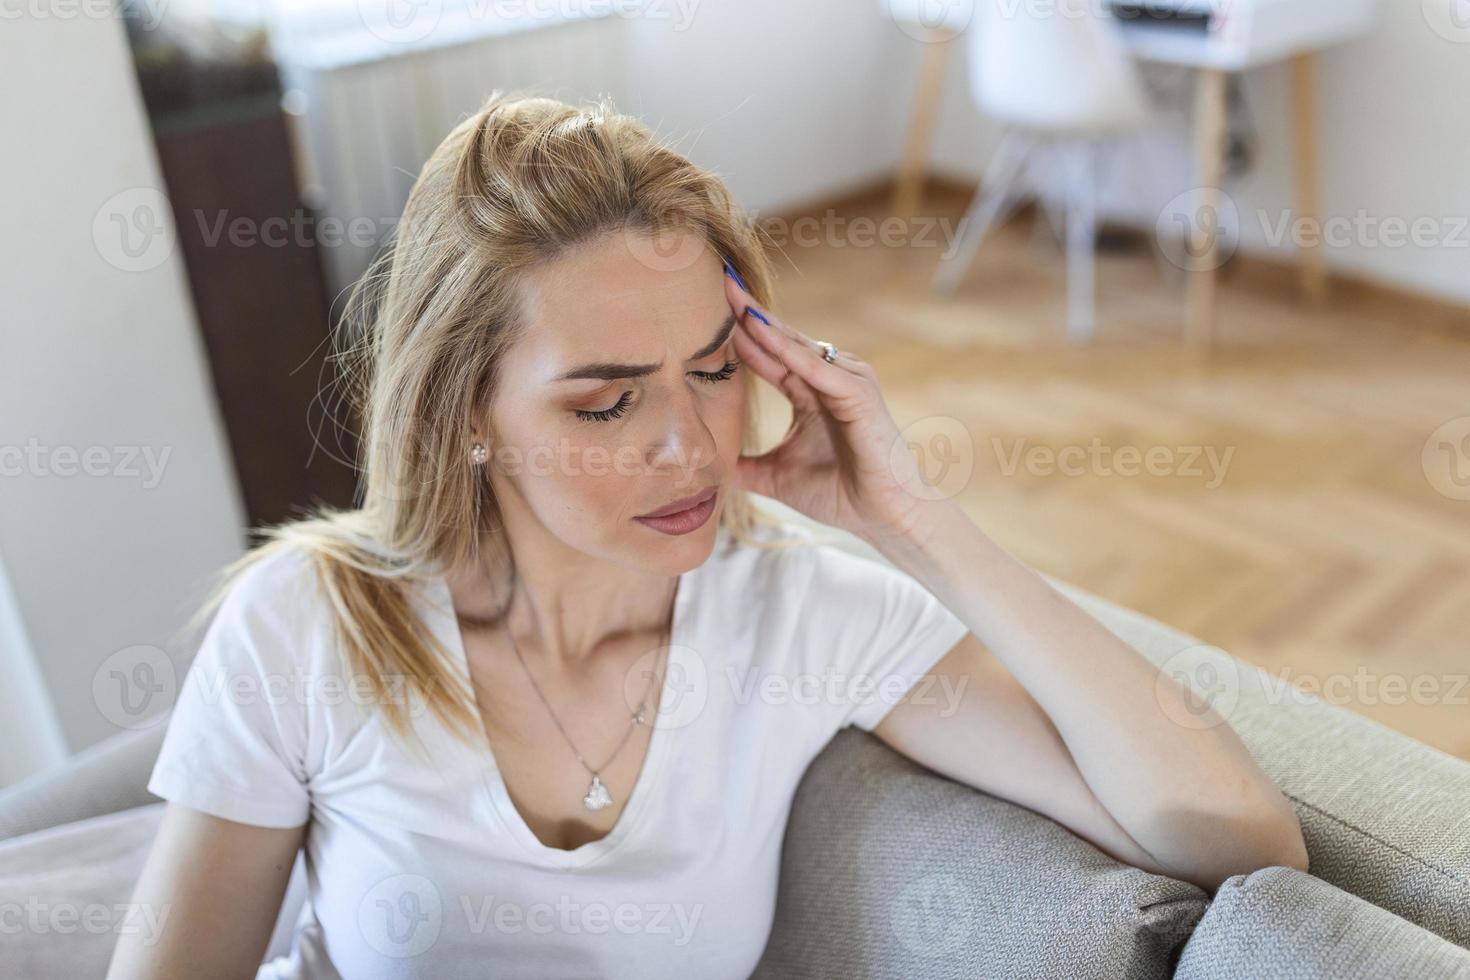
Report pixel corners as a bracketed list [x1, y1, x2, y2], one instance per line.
[1064, 141, 1098, 343]
[1033, 143, 1069, 251]
[1121, 131, 1186, 291]
[932, 131, 1030, 296]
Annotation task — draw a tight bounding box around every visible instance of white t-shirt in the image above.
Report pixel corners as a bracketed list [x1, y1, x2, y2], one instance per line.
[147, 513, 972, 979]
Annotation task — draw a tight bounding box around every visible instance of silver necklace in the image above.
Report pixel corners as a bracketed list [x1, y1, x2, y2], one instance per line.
[501, 583, 675, 812]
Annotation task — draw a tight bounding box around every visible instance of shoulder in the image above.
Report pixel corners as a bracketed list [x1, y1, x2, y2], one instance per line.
[713, 514, 923, 619]
[227, 541, 321, 604]
[200, 542, 333, 666]
[713, 514, 968, 726]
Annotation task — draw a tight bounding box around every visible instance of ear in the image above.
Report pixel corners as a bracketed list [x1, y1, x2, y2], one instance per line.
[466, 404, 494, 447]
[471, 388, 502, 441]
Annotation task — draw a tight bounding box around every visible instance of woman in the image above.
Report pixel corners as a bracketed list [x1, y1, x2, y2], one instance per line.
[110, 92, 1307, 979]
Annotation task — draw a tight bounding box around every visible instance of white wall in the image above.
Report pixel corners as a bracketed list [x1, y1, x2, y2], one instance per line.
[0, 10, 248, 762]
[624, 0, 916, 215]
[923, 2, 1470, 305]
[1234, 3, 1470, 303]
[283, 1, 919, 296]
[0, 549, 66, 784]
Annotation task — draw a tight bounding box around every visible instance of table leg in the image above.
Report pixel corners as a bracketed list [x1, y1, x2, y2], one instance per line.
[1291, 51, 1328, 305]
[1185, 68, 1229, 349]
[891, 28, 956, 222]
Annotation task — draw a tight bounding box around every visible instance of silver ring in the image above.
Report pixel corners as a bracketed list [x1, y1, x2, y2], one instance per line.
[816, 340, 839, 364]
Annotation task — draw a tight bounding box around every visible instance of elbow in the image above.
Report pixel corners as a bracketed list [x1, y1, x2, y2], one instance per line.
[1147, 801, 1310, 893]
[1269, 815, 1311, 876]
[1195, 812, 1311, 893]
[1248, 797, 1311, 875]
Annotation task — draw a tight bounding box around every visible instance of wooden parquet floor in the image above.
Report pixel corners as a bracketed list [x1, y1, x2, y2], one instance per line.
[755, 183, 1470, 762]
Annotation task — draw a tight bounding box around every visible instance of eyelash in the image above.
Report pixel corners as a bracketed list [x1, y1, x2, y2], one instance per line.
[574, 359, 742, 423]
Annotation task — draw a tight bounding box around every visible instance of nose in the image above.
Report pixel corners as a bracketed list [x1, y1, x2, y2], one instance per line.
[646, 390, 719, 482]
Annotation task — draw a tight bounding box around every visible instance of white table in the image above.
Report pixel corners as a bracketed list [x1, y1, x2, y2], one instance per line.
[891, 0, 1383, 346]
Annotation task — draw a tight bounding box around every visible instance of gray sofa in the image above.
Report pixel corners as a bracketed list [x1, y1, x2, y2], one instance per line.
[3, 508, 1468, 978]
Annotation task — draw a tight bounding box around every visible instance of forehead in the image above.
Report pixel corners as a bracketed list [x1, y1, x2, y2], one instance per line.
[515, 230, 725, 359]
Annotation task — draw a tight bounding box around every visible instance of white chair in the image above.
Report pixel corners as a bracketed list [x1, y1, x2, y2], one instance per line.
[931, 0, 1151, 342]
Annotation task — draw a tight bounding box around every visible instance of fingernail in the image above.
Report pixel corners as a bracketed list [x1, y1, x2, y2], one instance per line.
[744, 304, 771, 326]
[723, 257, 751, 293]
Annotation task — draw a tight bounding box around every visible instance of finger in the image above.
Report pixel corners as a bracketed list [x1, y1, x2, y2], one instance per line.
[723, 272, 823, 410]
[723, 269, 773, 329]
[723, 267, 852, 368]
[723, 270, 870, 395]
[733, 319, 822, 415]
[742, 309, 868, 406]
[722, 265, 874, 420]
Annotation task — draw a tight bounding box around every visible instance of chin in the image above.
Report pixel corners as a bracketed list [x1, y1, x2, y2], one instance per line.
[624, 499, 722, 572]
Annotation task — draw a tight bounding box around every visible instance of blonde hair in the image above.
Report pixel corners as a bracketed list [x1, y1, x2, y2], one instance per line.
[180, 90, 797, 756]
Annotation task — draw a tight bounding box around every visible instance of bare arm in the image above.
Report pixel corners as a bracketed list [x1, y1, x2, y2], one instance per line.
[869, 501, 1309, 894]
[719, 264, 1306, 892]
[107, 802, 305, 980]
[874, 632, 1182, 878]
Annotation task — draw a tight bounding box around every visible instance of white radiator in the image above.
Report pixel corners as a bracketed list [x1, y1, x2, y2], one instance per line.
[272, 12, 631, 299]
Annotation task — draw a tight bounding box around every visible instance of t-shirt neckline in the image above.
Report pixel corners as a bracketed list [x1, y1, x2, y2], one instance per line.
[420, 539, 709, 871]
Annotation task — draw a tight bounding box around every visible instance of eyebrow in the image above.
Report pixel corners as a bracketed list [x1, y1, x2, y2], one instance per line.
[553, 311, 738, 383]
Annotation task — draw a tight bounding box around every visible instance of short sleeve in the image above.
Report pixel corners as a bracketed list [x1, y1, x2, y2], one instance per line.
[796, 538, 972, 733]
[146, 549, 316, 828]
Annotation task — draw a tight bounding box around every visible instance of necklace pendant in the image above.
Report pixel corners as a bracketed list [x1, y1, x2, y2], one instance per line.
[582, 774, 613, 812]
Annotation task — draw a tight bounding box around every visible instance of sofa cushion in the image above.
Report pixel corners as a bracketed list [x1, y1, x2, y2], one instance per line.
[751, 728, 1208, 979]
[0, 723, 167, 842]
[1175, 866, 1470, 979]
[0, 802, 309, 975]
[1049, 585, 1470, 951]
[0, 803, 169, 977]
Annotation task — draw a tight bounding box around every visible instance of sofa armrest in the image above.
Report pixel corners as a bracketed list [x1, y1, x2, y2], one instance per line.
[1175, 866, 1470, 979]
[744, 495, 1470, 951]
[1048, 579, 1470, 951]
[753, 728, 1208, 979]
[0, 719, 168, 843]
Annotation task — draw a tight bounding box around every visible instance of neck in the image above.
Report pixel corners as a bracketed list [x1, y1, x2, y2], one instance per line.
[445, 523, 678, 670]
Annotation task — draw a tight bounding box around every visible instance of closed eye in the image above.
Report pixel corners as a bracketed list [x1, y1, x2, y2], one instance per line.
[573, 359, 741, 423]
[574, 391, 633, 423]
[691, 358, 741, 384]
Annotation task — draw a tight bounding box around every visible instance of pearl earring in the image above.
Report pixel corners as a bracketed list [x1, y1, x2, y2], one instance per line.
[469, 442, 488, 465]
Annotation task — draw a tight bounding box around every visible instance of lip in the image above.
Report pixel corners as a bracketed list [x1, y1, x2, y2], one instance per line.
[632, 485, 719, 536]
[636, 485, 718, 519]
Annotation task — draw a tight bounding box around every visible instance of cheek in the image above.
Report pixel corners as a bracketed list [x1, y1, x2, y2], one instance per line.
[508, 435, 632, 534]
[713, 380, 748, 458]
[537, 416, 655, 515]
